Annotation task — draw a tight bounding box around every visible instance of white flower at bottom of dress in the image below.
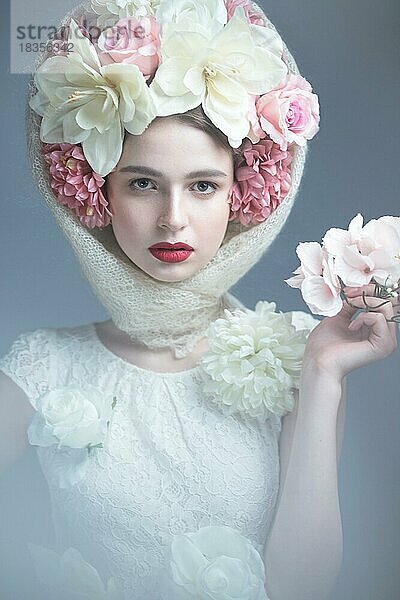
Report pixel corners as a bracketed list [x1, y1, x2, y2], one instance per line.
[170, 525, 268, 600]
[27, 543, 122, 600]
[199, 301, 317, 422]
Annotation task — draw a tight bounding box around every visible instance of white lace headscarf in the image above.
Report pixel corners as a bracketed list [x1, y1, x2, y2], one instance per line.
[26, 1, 308, 358]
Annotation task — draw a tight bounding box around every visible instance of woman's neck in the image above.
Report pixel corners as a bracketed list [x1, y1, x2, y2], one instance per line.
[94, 320, 209, 373]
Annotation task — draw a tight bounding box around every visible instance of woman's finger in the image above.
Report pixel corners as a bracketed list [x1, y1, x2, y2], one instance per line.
[346, 294, 397, 345]
[343, 283, 399, 309]
[347, 311, 397, 361]
[343, 284, 377, 298]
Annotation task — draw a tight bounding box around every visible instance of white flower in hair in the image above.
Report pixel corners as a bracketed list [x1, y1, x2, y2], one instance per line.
[156, 0, 228, 34]
[29, 18, 156, 176]
[249, 16, 285, 58]
[199, 301, 319, 421]
[91, 0, 161, 26]
[149, 6, 288, 147]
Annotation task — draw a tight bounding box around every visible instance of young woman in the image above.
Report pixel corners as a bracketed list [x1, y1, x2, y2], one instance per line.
[0, 1, 398, 599]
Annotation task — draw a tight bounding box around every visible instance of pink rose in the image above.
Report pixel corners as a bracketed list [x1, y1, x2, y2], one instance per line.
[96, 16, 161, 81]
[246, 94, 266, 143]
[256, 74, 320, 151]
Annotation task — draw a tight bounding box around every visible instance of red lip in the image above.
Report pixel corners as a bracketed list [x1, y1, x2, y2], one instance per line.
[149, 242, 194, 250]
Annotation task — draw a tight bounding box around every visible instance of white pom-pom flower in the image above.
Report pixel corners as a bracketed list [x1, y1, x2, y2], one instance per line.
[199, 301, 319, 422]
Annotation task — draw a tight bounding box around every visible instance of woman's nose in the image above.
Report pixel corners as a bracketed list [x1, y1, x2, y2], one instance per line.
[156, 193, 189, 231]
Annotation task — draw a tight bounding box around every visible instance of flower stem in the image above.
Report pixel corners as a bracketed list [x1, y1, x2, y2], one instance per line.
[340, 278, 400, 325]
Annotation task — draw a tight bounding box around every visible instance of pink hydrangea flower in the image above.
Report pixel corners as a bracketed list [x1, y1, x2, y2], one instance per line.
[229, 138, 293, 227]
[42, 143, 113, 229]
[96, 16, 161, 80]
[225, 0, 266, 26]
[256, 74, 320, 151]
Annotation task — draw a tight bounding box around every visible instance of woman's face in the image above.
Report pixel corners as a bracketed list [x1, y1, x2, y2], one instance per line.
[106, 117, 234, 282]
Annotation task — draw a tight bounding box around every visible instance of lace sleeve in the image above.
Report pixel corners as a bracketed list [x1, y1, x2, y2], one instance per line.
[0, 329, 53, 410]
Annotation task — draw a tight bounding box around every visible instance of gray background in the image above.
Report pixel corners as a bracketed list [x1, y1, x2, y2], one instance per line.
[1, 0, 399, 598]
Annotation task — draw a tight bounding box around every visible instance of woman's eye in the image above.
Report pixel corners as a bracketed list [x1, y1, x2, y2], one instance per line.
[193, 181, 218, 195]
[128, 178, 155, 191]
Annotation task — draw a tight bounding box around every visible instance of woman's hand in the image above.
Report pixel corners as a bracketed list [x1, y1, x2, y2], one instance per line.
[302, 283, 399, 381]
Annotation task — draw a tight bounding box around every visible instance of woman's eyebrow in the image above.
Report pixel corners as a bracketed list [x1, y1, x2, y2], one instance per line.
[118, 165, 228, 178]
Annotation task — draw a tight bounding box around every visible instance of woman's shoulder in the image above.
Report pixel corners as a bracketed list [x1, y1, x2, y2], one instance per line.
[0, 327, 54, 407]
[0, 322, 96, 361]
[0, 323, 98, 402]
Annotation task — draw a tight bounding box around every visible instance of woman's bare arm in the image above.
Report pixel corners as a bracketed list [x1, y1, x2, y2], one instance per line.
[0, 370, 35, 475]
[263, 367, 344, 600]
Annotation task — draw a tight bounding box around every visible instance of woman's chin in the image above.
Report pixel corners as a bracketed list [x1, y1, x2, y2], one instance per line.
[139, 263, 199, 283]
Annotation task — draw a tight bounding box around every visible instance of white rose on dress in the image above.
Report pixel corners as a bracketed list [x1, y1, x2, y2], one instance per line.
[28, 384, 117, 450]
[170, 525, 268, 600]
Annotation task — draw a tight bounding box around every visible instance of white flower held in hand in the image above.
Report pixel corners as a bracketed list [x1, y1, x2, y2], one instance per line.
[285, 213, 400, 319]
[170, 525, 268, 600]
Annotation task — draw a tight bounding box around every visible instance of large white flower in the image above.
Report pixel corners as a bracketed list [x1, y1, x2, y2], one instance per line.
[28, 543, 122, 600]
[199, 301, 318, 421]
[29, 18, 156, 175]
[91, 0, 161, 26]
[149, 6, 287, 147]
[170, 525, 268, 600]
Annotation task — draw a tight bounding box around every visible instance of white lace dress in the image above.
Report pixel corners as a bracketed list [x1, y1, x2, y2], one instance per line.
[0, 318, 295, 599]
